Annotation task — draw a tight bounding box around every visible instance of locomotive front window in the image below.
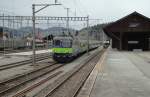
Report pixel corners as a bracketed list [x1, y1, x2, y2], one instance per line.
[54, 40, 62, 47]
[62, 39, 72, 48]
[53, 39, 72, 48]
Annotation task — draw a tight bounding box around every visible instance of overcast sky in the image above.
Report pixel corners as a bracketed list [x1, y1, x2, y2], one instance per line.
[0, 0, 150, 23]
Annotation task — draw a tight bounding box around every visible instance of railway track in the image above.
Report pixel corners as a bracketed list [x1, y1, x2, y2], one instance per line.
[0, 62, 65, 96]
[12, 71, 63, 97]
[32, 49, 105, 97]
[0, 54, 52, 71]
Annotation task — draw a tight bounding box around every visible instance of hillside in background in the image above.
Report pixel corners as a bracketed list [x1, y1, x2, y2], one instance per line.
[0, 23, 110, 40]
[79, 23, 108, 40]
[0, 26, 76, 39]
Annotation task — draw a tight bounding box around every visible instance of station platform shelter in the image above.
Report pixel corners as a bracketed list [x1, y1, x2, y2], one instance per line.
[103, 12, 150, 51]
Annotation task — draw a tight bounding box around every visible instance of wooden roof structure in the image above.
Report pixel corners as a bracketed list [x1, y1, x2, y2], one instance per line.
[103, 11, 150, 37]
[103, 12, 150, 51]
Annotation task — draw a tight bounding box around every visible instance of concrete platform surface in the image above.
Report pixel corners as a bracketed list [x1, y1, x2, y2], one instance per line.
[0, 56, 30, 66]
[6, 49, 52, 56]
[0, 49, 52, 66]
[90, 48, 150, 97]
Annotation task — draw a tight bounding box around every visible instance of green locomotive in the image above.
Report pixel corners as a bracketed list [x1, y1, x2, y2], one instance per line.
[52, 36, 101, 63]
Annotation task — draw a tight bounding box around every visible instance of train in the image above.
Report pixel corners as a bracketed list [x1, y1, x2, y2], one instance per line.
[103, 40, 110, 48]
[52, 36, 102, 63]
[0, 39, 48, 50]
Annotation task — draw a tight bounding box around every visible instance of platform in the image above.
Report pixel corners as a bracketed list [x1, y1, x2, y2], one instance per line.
[6, 49, 52, 56]
[0, 56, 30, 66]
[0, 49, 52, 66]
[78, 48, 150, 97]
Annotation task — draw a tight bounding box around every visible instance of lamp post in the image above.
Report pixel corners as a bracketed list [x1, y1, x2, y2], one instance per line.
[32, 2, 61, 65]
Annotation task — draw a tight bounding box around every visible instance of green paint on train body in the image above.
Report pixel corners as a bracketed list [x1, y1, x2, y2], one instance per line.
[52, 48, 73, 54]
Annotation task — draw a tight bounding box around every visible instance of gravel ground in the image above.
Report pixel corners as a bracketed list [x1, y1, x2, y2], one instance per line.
[0, 58, 53, 81]
[0, 56, 30, 66]
[27, 47, 103, 97]
[0, 47, 103, 97]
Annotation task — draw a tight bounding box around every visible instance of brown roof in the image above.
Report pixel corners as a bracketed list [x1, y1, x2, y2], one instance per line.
[103, 11, 150, 37]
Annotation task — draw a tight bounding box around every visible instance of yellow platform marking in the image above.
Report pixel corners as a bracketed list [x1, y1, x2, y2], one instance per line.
[77, 50, 107, 97]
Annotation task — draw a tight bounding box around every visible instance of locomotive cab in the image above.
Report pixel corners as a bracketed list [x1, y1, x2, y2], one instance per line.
[52, 36, 73, 62]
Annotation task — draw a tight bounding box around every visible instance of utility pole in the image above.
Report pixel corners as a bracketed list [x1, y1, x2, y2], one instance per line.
[87, 15, 89, 54]
[47, 19, 50, 49]
[32, 2, 61, 65]
[2, 14, 5, 56]
[74, 9, 76, 17]
[12, 17, 15, 50]
[102, 30, 104, 45]
[32, 4, 36, 65]
[65, 8, 70, 35]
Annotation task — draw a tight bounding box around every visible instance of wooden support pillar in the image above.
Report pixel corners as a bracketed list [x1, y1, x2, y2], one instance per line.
[119, 32, 123, 50]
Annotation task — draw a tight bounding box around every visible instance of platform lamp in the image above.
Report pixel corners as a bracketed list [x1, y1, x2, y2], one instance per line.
[32, 0, 61, 65]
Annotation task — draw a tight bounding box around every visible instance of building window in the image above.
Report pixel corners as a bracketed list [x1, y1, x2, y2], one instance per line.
[129, 23, 140, 28]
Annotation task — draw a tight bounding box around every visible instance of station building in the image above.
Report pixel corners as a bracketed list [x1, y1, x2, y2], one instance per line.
[103, 12, 150, 51]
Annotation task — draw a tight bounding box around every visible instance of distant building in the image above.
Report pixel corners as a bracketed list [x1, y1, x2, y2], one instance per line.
[0, 27, 9, 40]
